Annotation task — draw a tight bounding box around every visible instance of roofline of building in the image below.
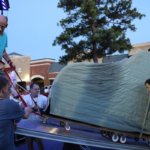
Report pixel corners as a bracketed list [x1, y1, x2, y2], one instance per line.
[9, 52, 24, 56]
[30, 58, 56, 64]
[132, 42, 150, 48]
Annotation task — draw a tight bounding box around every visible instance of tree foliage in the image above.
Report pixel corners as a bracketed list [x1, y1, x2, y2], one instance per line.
[53, 0, 145, 64]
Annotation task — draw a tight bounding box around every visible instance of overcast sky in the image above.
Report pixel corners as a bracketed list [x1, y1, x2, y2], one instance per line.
[4, 0, 150, 61]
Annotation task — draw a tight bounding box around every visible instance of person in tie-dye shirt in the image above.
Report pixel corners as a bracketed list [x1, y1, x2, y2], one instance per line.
[0, 15, 15, 74]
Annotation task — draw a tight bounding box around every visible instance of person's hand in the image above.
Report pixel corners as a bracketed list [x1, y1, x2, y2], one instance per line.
[25, 107, 33, 114]
[9, 61, 16, 71]
[32, 105, 39, 112]
[0, 60, 5, 70]
[23, 107, 33, 118]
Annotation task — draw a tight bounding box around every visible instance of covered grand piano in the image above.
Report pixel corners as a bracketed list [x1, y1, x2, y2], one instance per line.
[48, 51, 150, 136]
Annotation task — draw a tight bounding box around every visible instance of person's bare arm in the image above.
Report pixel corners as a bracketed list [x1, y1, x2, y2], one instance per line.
[3, 49, 11, 62]
[23, 107, 33, 119]
[2, 49, 15, 70]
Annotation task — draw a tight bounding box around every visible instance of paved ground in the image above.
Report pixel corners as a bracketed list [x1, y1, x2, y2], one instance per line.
[15, 138, 108, 150]
[16, 139, 64, 150]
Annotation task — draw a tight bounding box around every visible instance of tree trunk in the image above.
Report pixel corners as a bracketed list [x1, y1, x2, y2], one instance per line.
[93, 51, 98, 63]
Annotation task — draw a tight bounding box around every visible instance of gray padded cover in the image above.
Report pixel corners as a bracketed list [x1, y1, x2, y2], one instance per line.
[50, 52, 150, 134]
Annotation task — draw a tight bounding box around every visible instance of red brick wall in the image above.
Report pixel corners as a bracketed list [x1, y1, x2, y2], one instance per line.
[30, 61, 53, 86]
[48, 73, 58, 79]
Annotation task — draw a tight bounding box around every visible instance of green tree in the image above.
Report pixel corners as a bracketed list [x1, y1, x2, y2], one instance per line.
[53, 0, 145, 64]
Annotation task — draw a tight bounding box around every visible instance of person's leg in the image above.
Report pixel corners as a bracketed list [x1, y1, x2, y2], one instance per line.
[63, 143, 81, 150]
[26, 137, 34, 150]
[34, 138, 44, 150]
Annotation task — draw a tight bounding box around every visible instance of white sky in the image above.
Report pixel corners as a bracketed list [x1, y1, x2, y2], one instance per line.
[4, 0, 150, 61]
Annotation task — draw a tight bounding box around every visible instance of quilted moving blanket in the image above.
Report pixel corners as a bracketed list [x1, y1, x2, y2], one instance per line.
[50, 52, 150, 134]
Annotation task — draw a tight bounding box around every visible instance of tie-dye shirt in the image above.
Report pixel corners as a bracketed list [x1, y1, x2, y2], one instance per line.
[0, 32, 7, 60]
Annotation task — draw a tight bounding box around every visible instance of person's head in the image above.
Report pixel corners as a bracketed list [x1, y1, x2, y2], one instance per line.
[30, 82, 40, 97]
[0, 76, 11, 99]
[145, 79, 150, 92]
[0, 15, 8, 35]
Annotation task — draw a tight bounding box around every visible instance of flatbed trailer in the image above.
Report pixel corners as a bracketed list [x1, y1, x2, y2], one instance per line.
[15, 117, 150, 150]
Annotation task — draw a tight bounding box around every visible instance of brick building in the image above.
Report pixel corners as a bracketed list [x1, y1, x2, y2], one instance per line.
[9, 53, 65, 90]
[8, 42, 150, 90]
